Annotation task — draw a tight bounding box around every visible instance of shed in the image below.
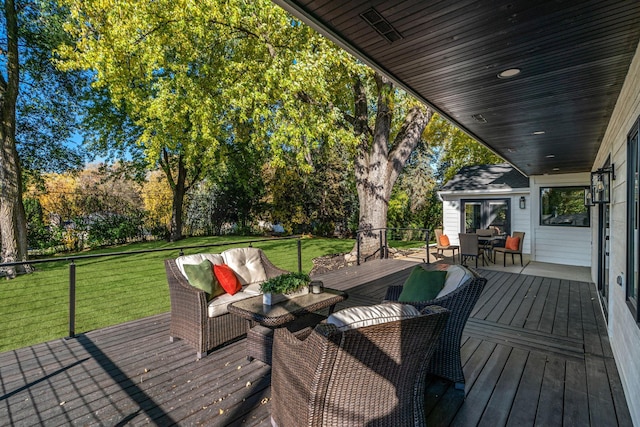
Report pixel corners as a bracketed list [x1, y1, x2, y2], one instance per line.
[438, 163, 592, 267]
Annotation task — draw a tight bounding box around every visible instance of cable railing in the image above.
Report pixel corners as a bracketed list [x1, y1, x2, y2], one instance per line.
[0, 236, 303, 352]
[355, 227, 431, 265]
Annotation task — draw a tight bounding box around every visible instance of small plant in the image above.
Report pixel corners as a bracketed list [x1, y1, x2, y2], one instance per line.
[260, 272, 310, 294]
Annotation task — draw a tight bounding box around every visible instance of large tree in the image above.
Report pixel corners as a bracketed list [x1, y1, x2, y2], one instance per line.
[59, 1, 440, 254]
[0, 1, 87, 276]
[0, 0, 25, 276]
[58, 0, 304, 241]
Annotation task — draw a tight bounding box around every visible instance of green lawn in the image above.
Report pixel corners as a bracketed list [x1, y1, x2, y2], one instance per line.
[0, 236, 353, 352]
[1, 235, 425, 353]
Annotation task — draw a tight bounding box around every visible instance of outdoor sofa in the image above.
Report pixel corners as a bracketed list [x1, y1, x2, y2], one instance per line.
[164, 247, 289, 359]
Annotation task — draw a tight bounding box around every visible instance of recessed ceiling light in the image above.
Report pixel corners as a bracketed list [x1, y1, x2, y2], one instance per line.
[532, 130, 546, 135]
[546, 154, 555, 158]
[498, 68, 521, 79]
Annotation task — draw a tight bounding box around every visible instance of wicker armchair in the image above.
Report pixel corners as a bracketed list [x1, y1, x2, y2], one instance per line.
[384, 271, 487, 389]
[271, 306, 450, 427]
[164, 248, 289, 359]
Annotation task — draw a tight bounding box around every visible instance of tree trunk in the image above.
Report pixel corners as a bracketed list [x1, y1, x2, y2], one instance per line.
[352, 73, 433, 259]
[0, 0, 30, 277]
[168, 154, 187, 242]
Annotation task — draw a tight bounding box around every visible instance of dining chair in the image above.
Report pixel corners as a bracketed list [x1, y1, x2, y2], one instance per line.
[434, 228, 459, 263]
[458, 233, 485, 268]
[493, 231, 525, 266]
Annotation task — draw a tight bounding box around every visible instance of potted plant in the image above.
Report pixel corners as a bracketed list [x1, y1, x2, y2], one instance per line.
[260, 272, 310, 305]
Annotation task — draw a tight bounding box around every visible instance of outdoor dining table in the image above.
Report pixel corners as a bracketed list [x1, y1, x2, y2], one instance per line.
[477, 234, 506, 263]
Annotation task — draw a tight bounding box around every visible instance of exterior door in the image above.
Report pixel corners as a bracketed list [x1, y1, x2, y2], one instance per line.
[462, 199, 511, 235]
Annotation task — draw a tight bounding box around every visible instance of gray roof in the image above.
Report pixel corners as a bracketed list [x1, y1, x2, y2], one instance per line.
[440, 164, 529, 192]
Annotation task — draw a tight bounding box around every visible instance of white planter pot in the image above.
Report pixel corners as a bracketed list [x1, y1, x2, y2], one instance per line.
[263, 286, 309, 305]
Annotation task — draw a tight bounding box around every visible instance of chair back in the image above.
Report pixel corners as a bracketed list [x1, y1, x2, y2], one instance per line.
[475, 228, 495, 237]
[458, 233, 479, 256]
[271, 307, 451, 426]
[512, 231, 525, 251]
[434, 228, 446, 247]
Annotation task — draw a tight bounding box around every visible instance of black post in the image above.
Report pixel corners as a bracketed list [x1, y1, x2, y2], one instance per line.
[357, 232, 361, 265]
[425, 229, 431, 264]
[297, 239, 302, 273]
[67, 261, 76, 339]
[379, 231, 384, 259]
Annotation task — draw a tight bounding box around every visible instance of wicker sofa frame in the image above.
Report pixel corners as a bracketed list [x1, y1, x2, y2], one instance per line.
[164, 249, 289, 359]
[270, 306, 451, 427]
[384, 271, 487, 389]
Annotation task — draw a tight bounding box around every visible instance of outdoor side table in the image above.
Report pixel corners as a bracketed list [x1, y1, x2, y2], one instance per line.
[227, 288, 348, 364]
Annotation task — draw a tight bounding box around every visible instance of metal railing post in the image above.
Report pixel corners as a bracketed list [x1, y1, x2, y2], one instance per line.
[356, 231, 361, 265]
[425, 229, 431, 264]
[379, 231, 384, 259]
[297, 239, 302, 273]
[67, 260, 76, 339]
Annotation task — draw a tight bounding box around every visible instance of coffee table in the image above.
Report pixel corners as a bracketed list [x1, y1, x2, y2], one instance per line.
[227, 288, 348, 364]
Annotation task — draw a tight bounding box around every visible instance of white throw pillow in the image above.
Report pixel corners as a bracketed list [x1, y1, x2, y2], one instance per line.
[327, 302, 421, 331]
[222, 247, 268, 285]
[437, 265, 473, 298]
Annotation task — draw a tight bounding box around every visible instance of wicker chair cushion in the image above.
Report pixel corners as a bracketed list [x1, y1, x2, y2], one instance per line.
[206, 290, 255, 317]
[213, 264, 243, 295]
[437, 265, 474, 298]
[175, 253, 225, 277]
[399, 266, 447, 302]
[183, 259, 225, 300]
[221, 247, 268, 285]
[327, 302, 420, 331]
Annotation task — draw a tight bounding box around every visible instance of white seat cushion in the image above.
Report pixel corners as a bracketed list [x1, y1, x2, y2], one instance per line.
[243, 283, 262, 296]
[327, 303, 421, 331]
[436, 265, 474, 298]
[175, 253, 224, 278]
[222, 247, 268, 285]
[207, 290, 254, 317]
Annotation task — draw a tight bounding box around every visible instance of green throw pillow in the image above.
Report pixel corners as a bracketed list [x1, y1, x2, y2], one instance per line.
[398, 267, 447, 302]
[183, 260, 226, 301]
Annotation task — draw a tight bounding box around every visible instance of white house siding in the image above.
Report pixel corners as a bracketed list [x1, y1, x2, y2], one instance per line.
[441, 199, 461, 245]
[528, 174, 591, 267]
[591, 41, 640, 426]
[439, 191, 530, 252]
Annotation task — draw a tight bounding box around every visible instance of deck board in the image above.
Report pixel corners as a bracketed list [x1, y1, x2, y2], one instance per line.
[0, 259, 632, 426]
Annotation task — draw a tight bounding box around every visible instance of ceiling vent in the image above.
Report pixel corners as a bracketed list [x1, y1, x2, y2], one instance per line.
[472, 114, 488, 123]
[360, 8, 403, 43]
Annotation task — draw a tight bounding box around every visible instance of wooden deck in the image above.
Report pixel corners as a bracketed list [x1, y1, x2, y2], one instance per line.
[0, 260, 632, 426]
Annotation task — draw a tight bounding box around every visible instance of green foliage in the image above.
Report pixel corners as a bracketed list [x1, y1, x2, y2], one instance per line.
[87, 213, 145, 247]
[260, 272, 311, 294]
[267, 140, 354, 236]
[425, 114, 503, 183]
[16, 1, 88, 174]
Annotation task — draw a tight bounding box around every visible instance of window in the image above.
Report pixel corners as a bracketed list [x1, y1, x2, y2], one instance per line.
[462, 199, 511, 235]
[627, 116, 639, 316]
[540, 187, 590, 227]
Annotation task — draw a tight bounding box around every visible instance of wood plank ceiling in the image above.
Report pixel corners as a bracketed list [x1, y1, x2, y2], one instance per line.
[273, 0, 640, 176]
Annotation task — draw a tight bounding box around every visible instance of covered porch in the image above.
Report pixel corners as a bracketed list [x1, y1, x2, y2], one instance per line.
[1, 259, 629, 426]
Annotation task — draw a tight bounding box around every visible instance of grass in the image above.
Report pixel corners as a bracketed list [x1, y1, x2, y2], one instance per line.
[0, 235, 425, 353]
[0, 236, 351, 352]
